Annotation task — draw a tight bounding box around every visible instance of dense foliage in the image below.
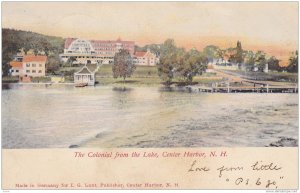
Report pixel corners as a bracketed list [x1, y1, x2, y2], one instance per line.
[112, 49, 136, 81]
[286, 51, 298, 73]
[157, 39, 208, 84]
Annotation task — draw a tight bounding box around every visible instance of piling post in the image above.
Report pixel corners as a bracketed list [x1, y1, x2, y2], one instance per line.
[227, 82, 230, 93]
[267, 84, 269, 93]
[295, 84, 298, 93]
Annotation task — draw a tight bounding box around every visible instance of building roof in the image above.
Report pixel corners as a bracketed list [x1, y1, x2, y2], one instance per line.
[75, 67, 92, 74]
[86, 63, 98, 73]
[64, 38, 135, 49]
[23, 55, 47, 63]
[91, 40, 135, 44]
[64, 38, 77, 49]
[10, 61, 23, 68]
[75, 64, 98, 75]
[134, 51, 147, 57]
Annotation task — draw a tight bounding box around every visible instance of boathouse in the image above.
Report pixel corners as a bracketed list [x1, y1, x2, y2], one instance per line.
[74, 64, 98, 86]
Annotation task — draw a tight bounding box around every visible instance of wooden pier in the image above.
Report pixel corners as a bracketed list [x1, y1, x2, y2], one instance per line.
[187, 82, 298, 93]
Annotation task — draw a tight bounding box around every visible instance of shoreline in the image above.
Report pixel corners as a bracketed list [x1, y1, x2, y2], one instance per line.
[2, 82, 298, 93]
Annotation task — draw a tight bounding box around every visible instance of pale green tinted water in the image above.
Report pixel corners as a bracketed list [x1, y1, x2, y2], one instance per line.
[2, 84, 298, 148]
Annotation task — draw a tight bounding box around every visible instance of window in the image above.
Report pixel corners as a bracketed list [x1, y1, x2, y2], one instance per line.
[26, 70, 30, 73]
[32, 70, 36, 73]
[11, 69, 14, 72]
[32, 64, 36, 67]
[16, 70, 19, 72]
[38, 70, 42, 73]
[39, 64, 42, 67]
[26, 63, 30, 67]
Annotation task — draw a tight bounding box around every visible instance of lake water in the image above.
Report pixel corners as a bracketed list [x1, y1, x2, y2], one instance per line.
[2, 84, 298, 148]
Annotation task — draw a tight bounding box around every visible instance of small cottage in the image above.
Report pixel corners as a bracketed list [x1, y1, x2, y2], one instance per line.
[74, 64, 98, 86]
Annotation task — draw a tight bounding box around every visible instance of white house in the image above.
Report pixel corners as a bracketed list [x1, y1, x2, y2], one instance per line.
[9, 55, 47, 77]
[22, 55, 47, 77]
[133, 49, 159, 66]
[74, 63, 98, 86]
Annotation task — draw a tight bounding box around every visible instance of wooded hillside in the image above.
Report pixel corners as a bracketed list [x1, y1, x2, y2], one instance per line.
[2, 28, 64, 75]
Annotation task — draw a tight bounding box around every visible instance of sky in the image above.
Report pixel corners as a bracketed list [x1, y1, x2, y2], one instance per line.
[2, 2, 299, 64]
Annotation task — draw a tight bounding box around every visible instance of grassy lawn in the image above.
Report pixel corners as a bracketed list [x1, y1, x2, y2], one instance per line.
[55, 67, 81, 74]
[192, 76, 224, 84]
[96, 64, 158, 77]
[96, 76, 162, 86]
[96, 64, 112, 77]
[96, 65, 223, 85]
[96, 65, 161, 85]
[222, 69, 298, 82]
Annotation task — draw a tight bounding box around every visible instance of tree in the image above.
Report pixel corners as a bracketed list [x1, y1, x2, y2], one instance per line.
[46, 54, 61, 74]
[40, 38, 51, 56]
[203, 45, 220, 59]
[287, 50, 298, 73]
[267, 56, 280, 71]
[244, 52, 256, 71]
[2, 29, 22, 76]
[216, 49, 225, 60]
[177, 49, 208, 83]
[173, 48, 187, 81]
[235, 41, 244, 67]
[23, 37, 33, 55]
[255, 51, 267, 72]
[158, 39, 208, 85]
[157, 39, 178, 84]
[112, 49, 135, 81]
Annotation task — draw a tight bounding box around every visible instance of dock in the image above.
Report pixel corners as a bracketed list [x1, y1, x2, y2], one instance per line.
[185, 81, 298, 93]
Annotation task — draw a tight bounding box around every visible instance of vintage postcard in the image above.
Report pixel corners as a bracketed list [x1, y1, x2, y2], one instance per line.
[1, 1, 299, 190]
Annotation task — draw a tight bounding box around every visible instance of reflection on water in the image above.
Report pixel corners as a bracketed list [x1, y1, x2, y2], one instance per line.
[2, 84, 298, 148]
[112, 86, 133, 92]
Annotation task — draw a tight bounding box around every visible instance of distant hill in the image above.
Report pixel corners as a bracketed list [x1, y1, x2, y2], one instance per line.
[2, 28, 64, 54]
[2, 28, 64, 75]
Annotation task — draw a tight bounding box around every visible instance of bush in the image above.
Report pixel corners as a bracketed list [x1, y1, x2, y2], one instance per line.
[31, 76, 51, 83]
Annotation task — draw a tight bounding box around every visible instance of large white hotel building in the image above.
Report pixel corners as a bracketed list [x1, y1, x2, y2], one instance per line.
[59, 38, 159, 66]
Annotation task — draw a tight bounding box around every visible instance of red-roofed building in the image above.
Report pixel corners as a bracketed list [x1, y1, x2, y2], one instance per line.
[133, 49, 159, 66]
[9, 61, 23, 76]
[9, 55, 47, 77]
[22, 55, 47, 77]
[23, 55, 47, 63]
[134, 51, 147, 57]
